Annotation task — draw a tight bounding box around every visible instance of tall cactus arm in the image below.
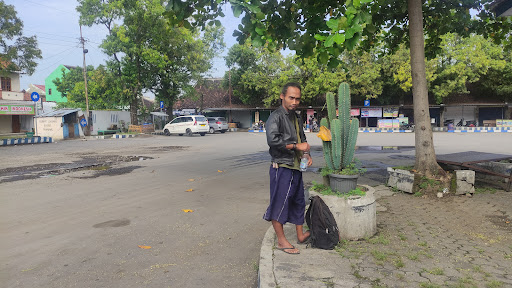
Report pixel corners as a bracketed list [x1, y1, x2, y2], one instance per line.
[342, 118, 359, 169]
[331, 119, 342, 170]
[338, 83, 351, 161]
[320, 117, 334, 170]
[323, 141, 334, 170]
[326, 92, 336, 123]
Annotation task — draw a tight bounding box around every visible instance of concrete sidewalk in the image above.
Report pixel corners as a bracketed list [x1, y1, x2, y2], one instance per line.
[259, 185, 512, 288]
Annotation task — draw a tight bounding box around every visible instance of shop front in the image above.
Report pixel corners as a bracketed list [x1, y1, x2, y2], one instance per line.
[0, 101, 35, 134]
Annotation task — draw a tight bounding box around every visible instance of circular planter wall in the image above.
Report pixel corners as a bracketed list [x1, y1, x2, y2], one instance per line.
[310, 185, 377, 240]
[329, 173, 359, 194]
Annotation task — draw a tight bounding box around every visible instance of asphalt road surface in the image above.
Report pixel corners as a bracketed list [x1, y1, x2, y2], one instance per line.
[1, 132, 511, 287]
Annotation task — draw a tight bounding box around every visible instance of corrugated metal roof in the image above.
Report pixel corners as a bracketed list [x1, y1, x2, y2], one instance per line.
[150, 111, 169, 117]
[0, 100, 35, 105]
[37, 108, 80, 117]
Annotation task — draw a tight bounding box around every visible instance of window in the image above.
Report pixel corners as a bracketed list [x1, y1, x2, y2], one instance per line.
[1, 77, 11, 91]
[49, 88, 52, 95]
[171, 117, 182, 124]
[195, 116, 207, 122]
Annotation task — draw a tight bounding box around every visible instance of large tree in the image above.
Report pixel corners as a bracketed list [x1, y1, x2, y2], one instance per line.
[53, 65, 124, 110]
[78, 0, 224, 122]
[0, 0, 42, 76]
[165, 0, 510, 179]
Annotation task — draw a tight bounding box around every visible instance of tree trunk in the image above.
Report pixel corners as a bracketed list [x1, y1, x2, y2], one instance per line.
[407, 0, 445, 178]
[130, 96, 139, 125]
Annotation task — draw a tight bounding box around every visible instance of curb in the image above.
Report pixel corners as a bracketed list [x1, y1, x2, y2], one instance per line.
[112, 134, 136, 139]
[1, 137, 52, 146]
[258, 225, 276, 288]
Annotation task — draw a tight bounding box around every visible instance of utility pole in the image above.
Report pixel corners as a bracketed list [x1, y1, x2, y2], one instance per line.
[80, 25, 90, 136]
[228, 68, 232, 123]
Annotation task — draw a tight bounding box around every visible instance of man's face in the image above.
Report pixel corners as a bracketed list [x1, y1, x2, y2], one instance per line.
[280, 87, 301, 111]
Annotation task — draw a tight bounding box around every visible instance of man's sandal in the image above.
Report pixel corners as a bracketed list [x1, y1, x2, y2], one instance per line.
[276, 246, 300, 254]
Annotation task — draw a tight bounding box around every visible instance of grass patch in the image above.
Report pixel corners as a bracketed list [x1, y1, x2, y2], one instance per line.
[486, 280, 504, 288]
[371, 250, 387, 261]
[353, 270, 364, 279]
[425, 267, 444, 275]
[310, 181, 367, 198]
[393, 258, 405, 269]
[368, 235, 390, 245]
[406, 253, 419, 261]
[392, 165, 414, 171]
[475, 187, 497, 194]
[418, 241, 428, 247]
[398, 234, 407, 241]
[420, 283, 441, 288]
[414, 191, 423, 197]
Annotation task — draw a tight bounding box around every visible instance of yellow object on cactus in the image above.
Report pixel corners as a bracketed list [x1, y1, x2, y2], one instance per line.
[317, 126, 332, 141]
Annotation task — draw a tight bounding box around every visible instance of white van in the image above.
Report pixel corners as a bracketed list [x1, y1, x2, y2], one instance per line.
[163, 115, 209, 136]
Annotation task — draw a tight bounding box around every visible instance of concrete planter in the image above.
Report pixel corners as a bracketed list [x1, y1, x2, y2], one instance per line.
[328, 173, 359, 194]
[387, 167, 415, 193]
[310, 185, 377, 240]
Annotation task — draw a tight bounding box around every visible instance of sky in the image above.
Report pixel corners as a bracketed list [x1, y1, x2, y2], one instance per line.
[5, 0, 241, 94]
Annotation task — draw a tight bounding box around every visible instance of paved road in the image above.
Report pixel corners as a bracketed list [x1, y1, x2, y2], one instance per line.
[1, 132, 510, 287]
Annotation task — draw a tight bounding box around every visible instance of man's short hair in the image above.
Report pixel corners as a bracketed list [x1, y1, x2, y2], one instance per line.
[281, 82, 302, 95]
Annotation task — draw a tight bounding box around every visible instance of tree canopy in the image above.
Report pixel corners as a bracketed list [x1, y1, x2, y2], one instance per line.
[0, 0, 42, 76]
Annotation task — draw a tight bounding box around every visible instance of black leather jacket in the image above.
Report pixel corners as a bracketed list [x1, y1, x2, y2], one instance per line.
[266, 106, 307, 166]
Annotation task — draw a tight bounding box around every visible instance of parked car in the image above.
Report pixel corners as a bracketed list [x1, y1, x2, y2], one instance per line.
[163, 115, 209, 136]
[207, 117, 229, 133]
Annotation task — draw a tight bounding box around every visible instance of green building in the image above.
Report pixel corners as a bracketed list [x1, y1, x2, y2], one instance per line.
[45, 65, 77, 103]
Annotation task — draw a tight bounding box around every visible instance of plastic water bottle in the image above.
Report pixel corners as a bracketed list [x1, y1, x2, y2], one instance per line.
[300, 152, 309, 172]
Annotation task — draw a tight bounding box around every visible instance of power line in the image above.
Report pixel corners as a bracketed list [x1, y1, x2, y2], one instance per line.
[19, 0, 76, 14]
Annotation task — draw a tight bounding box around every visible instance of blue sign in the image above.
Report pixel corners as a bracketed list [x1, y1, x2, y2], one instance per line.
[31, 92, 40, 102]
[80, 118, 87, 127]
[160, 101, 164, 109]
[364, 100, 370, 107]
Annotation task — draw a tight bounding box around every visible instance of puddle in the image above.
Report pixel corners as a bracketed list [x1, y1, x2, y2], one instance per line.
[486, 214, 512, 232]
[0, 155, 153, 183]
[75, 166, 142, 179]
[93, 219, 130, 228]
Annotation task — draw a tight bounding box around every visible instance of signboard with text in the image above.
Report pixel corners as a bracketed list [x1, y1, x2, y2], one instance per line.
[496, 119, 512, 127]
[0, 105, 35, 115]
[350, 108, 360, 116]
[383, 107, 399, 117]
[360, 107, 382, 118]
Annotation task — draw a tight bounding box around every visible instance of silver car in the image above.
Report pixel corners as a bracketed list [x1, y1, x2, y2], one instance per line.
[207, 117, 228, 133]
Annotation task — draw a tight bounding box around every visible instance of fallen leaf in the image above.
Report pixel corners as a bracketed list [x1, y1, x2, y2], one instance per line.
[217, 170, 223, 173]
[182, 209, 193, 213]
[506, 221, 510, 224]
[188, 178, 195, 182]
[185, 189, 193, 192]
[138, 245, 152, 249]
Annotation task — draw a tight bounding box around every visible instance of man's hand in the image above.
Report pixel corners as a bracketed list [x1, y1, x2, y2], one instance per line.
[306, 153, 313, 167]
[295, 142, 310, 152]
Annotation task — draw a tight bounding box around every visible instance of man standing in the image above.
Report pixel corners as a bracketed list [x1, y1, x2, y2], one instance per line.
[263, 82, 312, 254]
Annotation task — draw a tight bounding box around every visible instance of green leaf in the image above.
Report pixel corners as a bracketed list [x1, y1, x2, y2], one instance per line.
[361, 12, 372, 24]
[318, 51, 329, 64]
[346, 28, 355, 39]
[255, 27, 265, 35]
[328, 58, 340, 69]
[346, 6, 357, 15]
[345, 32, 361, 50]
[333, 33, 346, 45]
[233, 6, 242, 17]
[360, 0, 372, 3]
[324, 35, 335, 47]
[252, 36, 264, 47]
[326, 18, 339, 31]
[314, 34, 327, 41]
[214, 20, 221, 27]
[366, 23, 377, 33]
[353, 0, 361, 9]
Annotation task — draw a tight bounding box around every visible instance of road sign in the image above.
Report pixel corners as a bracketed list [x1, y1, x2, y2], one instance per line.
[160, 101, 164, 109]
[364, 100, 370, 107]
[31, 92, 40, 102]
[80, 118, 87, 127]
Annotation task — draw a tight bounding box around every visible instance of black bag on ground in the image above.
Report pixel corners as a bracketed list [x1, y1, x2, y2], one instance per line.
[305, 195, 340, 250]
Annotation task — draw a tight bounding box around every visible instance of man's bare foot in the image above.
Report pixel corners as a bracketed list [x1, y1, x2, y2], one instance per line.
[297, 230, 311, 244]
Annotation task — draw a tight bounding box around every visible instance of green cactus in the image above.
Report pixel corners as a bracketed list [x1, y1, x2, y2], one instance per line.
[320, 82, 359, 171]
[320, 118, 334, 170]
